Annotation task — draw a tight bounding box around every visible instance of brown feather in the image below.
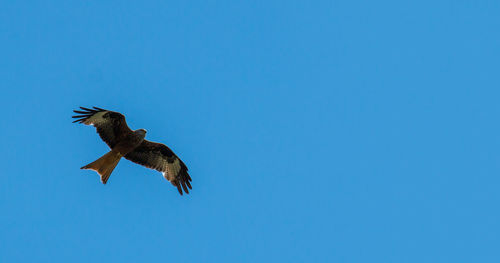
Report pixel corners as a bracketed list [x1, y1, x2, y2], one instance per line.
[81, 150, 122, 184]
[72, 107, 134, 148]
[124, 140, 192, 195]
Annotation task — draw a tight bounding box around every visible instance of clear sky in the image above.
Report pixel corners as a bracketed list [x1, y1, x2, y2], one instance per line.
[0, 1, 499, 262]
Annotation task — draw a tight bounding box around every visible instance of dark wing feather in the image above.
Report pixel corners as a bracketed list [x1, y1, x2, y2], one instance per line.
[72, 106, 133, 148]
[124, 140, 192, 195]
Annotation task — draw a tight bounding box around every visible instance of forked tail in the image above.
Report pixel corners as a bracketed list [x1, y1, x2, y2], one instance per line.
[81, 150, 122, 184]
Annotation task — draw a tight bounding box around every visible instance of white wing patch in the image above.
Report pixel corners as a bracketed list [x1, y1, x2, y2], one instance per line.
[162, 159, 181, 183]
[83, 111, 108, 126]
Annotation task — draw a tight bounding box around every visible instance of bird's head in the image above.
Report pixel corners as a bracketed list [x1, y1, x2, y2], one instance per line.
[135, 129, 147, 138]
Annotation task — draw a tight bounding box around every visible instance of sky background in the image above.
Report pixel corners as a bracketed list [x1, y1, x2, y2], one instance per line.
[0, 1, 499, 262]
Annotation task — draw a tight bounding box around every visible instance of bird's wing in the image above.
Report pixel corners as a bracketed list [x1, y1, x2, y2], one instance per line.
[72, 106, 133, 148]
[124, 140, 192, 195]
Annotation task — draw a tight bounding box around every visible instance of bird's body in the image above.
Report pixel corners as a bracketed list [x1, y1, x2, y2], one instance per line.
[72, 107, 192, 195]
[113, 129, 147, 155]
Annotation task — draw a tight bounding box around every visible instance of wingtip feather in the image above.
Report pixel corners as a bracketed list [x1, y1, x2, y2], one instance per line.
[72, 106, 107, 124]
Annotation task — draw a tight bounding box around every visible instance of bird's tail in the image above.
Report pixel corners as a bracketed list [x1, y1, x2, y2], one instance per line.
[81, 150, 122, 184]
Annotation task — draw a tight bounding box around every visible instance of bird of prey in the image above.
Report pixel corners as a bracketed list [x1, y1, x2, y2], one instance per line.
[72, 106, 192, 195]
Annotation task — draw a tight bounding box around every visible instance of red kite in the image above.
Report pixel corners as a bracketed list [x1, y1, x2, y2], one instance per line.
[72, 107, 192, 195]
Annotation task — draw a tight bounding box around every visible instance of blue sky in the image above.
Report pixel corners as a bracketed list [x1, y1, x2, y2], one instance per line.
[1, 1, 499, 262]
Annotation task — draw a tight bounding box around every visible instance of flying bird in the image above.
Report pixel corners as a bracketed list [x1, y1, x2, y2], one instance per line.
[72, 107, 192, 195]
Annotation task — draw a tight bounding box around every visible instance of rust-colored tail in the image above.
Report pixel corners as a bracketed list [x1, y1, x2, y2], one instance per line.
[81, 150, 122, 184]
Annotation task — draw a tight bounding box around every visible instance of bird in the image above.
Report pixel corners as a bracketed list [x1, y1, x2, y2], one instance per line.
[72, 106, 192, 195]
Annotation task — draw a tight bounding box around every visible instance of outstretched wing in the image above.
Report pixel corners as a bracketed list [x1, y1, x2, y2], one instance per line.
[124, 140, 192, 195]
[72, 106, 133, 148]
